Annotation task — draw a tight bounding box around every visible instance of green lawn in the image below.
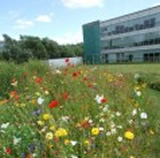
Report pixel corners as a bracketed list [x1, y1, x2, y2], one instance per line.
[95, 63, 160, 74]
[146, 88, 160, 158]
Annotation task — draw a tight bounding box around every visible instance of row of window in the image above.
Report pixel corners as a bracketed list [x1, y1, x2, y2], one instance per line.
[104, 53, 160, 63]
[103, 37, 160, 50]
[101, 18, 156, 36]
[144, 53, 160, 61]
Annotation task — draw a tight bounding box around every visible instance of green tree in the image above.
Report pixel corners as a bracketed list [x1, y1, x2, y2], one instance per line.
[20, 35, 48, 59]
[1, 34, 83, 63]
[42, 38, 60, 58]
[2, 34, 32, 63]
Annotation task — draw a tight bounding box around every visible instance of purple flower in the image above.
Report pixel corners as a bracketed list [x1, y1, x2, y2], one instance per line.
[29, 144, 35, 153]
[32, 109, 42, 116]
[21, 153, 25, 158]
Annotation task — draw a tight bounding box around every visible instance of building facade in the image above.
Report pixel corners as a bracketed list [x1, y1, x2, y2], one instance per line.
[83, 5, 160, 63]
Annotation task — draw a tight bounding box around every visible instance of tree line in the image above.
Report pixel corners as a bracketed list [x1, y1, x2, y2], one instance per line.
[0, 34, 83, 63]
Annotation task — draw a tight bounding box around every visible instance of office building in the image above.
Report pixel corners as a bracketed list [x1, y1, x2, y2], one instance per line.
[83, 5, 160, 63]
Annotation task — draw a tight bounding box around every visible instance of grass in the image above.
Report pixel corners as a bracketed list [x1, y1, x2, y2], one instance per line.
[97, 63, 160, 91]
[0, 61, 159, 158]
[145, 88, 160, 158]
[95, 63, 160, 74]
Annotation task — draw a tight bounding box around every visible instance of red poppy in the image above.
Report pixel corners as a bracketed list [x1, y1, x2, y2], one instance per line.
[10, 91, 19, 101]
[5, 148, 12, 154]
[72, 72, 78, 77]
[54, 137, 60, 143]
[24, 72, 28, 78]
[101, 98, 108, 103]
[15, 95, 19, 101]
[63, 92, 69, 100]
[87, 83, 93, 88]
[63, 68, 68, 75]
[36, 77, 43, 84]
[81, 120, 90, 128]
[26, 155, 33, 158]
[83, 77, 87, 82]
[48, 100, 59, 108]
[42, 87, 47, 91]
[65, 58, 70, 63]
[10, 91, 17, 97]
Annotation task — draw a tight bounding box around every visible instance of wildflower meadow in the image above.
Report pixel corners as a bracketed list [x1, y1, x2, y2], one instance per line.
[0, 60, 159, 158]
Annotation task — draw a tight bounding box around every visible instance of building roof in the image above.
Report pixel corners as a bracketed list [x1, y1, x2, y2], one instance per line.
[101, 5, 160, 26]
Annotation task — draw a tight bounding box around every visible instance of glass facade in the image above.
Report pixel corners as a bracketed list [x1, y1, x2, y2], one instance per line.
[83, 5, 160, 64]
[100, 12, 160, 37]
[83, 21, 102, 64]
[101, 31, 160, 50]
[100, 7, 160, 63]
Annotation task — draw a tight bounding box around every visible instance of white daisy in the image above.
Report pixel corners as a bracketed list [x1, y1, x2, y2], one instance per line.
[1, 122, 10, 129]
[37, 97, 44, 105]
[140, 112, 148, 119]
[117, 136, 123, 142]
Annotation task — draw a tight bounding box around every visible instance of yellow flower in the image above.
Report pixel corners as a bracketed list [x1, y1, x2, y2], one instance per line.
[15, 103, 20, 107]
[0, 99, 8, 106]
[64, 139, 70, 145]
[107, 74, 114, 82]
[20, 103, 26, 107]
[91, 127, 100, 136]
[47, 144, 53, 149]
[124, 131, 135, 140]
[130, 156, 136, 158]
[37, 120, 44, 126]
[84, 139, 90, 146]
[31, 99, 37, 105]
[55, 128, 68, 137]
[35, 92, 41, 96]
[135, 86, 140, 91]
[75, 123, 81, 127]
[149, 129, 155, 135]
[43, 114, 51, 120]
[49, 125, 56, 131]
[45, 90, 49, 95]
[45, 132, 53, 140]
[135, 103, 139, 108]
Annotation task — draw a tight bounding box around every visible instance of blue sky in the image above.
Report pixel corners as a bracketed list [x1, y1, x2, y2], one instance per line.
[0, 0, 160, 44]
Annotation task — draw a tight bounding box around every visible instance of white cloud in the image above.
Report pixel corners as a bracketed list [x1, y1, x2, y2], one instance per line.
[152, 3, 160, 7]
[61, 0, 104, 8]
[54, 30, 83, 44]
[14, 19, 34, 29]
[13, 13, 53, 29]
[0, 35, 4, 41]
[35, 15, 52, 23]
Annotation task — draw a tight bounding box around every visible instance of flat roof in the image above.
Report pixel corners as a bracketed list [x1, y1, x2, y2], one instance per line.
[82, 20, 100, 27]
[101, 5, 160, 24]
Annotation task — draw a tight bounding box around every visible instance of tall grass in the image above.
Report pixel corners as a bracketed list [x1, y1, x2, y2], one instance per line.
[0, 61, 159, 158]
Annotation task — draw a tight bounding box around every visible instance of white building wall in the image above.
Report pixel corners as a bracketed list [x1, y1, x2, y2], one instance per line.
[48, 57, 83, 68]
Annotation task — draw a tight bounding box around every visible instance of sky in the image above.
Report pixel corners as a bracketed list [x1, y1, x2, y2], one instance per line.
[0, 0, 160, 44]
